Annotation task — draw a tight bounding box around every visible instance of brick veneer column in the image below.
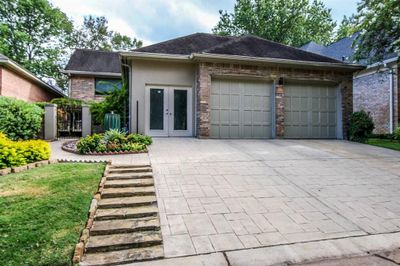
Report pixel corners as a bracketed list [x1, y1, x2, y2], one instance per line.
[197, 63, 211, 138]
[340, 78, 353, 139]
[275, 84, 285, 138]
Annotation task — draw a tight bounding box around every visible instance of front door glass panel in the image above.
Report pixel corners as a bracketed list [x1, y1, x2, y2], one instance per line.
[173, 89, 187, 130]
[150, 88, 164, 130]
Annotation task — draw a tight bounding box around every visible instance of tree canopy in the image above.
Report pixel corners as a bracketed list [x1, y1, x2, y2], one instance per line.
[70, 15, 142, 51]
[212, 0, 336, 47]
[354, 0, 400, 62]
[0, 1, 142, 90]
[0, 0, 73, 86]
[335, 14, 357, 42]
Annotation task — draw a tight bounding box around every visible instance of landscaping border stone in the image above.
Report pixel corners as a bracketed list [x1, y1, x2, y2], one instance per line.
[72, 162, 111, 264]
[62, 140, 148, 156]
[0, 159, 58, 176]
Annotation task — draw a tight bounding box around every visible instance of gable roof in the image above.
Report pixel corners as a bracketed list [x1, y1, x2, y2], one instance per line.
[300, 33, 398, 65]
[134, 33, 341, 64]
[64, 49, 121, 76]
[0, 53, 64, 97]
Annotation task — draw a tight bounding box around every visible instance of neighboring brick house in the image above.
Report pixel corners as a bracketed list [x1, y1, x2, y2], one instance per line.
[301, 34, 399, 134]
[64, 49, 122, 101]
[120, 33, 362, 139]
[0, 54, 64, 102]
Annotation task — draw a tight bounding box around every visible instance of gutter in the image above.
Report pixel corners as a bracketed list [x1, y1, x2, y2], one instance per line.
[62, 70, 122, 77]
[120, 51, 190, 61]
[0, 57, 64, 97]
[120, 51, 363, 70]
[190, 53, 364, 70]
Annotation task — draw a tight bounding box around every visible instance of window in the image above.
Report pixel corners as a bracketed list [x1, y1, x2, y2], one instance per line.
[95, 78, 122, 95]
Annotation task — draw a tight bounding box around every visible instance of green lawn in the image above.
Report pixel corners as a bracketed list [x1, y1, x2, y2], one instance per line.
[0, 163, 105, 266]
[367, 138, 400, 151]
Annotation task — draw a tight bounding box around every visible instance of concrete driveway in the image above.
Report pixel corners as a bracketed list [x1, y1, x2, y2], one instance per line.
[148, 138, 400, 260]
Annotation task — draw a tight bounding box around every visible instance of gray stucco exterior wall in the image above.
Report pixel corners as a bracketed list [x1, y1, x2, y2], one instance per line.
[130, 60, 196, 134]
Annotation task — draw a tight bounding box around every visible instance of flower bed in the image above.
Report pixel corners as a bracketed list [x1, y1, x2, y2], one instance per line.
[71, 130, 152, 155]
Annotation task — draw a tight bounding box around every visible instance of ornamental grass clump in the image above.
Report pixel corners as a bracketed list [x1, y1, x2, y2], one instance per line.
[76, 129, 152, 154]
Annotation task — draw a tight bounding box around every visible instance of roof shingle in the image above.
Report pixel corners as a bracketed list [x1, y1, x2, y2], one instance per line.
[65, 49, 121, 73]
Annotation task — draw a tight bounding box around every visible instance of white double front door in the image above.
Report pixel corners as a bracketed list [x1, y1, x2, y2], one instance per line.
[145, 86, 193, 137]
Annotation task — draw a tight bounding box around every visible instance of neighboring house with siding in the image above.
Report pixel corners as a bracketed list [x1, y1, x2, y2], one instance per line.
[0, 54, 64, 102]
[301, 34, 399, 134]
[63, 49, 122, 101]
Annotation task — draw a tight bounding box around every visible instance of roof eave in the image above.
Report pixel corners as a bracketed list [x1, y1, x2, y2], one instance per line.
[0, 58, 64, 97]
[62, 70, 122, 77]
[191, 53, 364, 71]
[120, 51, 191, 62]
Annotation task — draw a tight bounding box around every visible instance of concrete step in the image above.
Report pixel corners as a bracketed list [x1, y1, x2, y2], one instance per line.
[80, 245, 163, 266]
[95, 205, 158, 221]
[101, 187, 155, 198]
[85, 231, 162, 253]
[106, 172, 153, 180]
[109, 164, 151, 169]
[104, 178, 154, 188]
[91, 217, 160, 236]
[98, 196, 157, 209]
[108, 167, 152, 174]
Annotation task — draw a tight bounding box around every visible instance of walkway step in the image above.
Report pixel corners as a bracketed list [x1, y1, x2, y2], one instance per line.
[101, 187, 155, 198]
[104, 178, 154, 188]
[98, 196, 157, 209]
[80, 245, 163, 266]
[106, 172, 153, 180]
[109, 164, 151, 169]
[108, 167, 152, 174]
[95, 205, 158, 221]
[85, 231, 162, 253]
[91, 217, 160, 236]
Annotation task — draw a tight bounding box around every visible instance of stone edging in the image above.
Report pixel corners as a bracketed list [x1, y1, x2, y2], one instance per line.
[72, 162, 111, 264]
[0, 159, 59, 176]
[62, 140, 148, 156]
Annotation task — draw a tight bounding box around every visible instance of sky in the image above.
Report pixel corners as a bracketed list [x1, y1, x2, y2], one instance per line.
[50, 0, 359, 46]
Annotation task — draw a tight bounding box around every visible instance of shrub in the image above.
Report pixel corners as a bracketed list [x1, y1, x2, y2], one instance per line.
[0, 96, 44, 140]
[395, 127, 400, 141]
[349, 110, 375, 143]
[76, 130, 151, 154]
[0, 133, 51, 169]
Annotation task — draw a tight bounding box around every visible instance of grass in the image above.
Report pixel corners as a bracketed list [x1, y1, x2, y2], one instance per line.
[0, 163, 105, 266]
[367, 138, 400, 151]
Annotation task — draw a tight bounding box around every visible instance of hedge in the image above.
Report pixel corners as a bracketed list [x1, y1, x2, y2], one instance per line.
[0, 133, 51, 169]
[0, 96, 44, 140]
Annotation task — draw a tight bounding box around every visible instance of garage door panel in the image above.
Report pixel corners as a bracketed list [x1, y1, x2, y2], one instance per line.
[211, 79, 272, 138]
[285, 83, 337, 139]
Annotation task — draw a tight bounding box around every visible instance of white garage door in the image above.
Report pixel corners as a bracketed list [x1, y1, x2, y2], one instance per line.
[284, 83, 338, 138]
[210, 79, 273, 138]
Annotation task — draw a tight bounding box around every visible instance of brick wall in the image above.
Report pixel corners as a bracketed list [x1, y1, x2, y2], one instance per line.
[353, 70, 393, 134]
[70, 76, 104, 101]
[0, 67, 59, 102]
[196, 62, 353, 138]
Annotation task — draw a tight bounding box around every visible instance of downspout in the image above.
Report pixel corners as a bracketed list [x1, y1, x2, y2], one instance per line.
[121, 61, 132, 133]
[389, 68, 394, 133]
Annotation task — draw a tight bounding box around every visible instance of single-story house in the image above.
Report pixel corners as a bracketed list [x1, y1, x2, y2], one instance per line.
[119, 33, 362, 139]
[63, 49, 122, 101]
[0, 53, 64, 102]
[301, 33, 399, 134]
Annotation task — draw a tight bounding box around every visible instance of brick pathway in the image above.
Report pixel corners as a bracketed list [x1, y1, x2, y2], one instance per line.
[148, 138, 400, 258]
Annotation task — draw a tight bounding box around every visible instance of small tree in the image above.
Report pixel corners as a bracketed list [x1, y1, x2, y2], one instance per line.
[349, 110, 374, 143]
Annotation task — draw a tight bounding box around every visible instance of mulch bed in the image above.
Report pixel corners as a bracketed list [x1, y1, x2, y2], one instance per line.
[61, 140, 148, 155]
